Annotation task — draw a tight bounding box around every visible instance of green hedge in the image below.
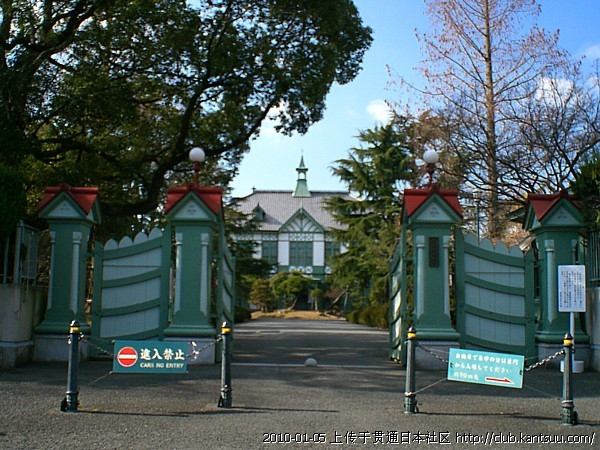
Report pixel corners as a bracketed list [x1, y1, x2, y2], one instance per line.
[234, 306, 252, 324]
[346, 302, 389, 329]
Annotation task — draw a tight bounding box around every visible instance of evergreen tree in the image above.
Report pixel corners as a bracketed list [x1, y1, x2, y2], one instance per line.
[325, 117, 417, 304]
[249, 278, 276, 312]
[270, 271, 312, 310]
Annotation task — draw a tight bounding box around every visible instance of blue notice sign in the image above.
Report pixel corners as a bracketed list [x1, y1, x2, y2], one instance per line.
[113, 340, 188, 374]
[447, 348, 524, 389]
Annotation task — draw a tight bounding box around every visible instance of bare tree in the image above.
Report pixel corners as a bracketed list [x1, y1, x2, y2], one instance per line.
[507, 61, 600, 195]
[394, 0, 574, 239]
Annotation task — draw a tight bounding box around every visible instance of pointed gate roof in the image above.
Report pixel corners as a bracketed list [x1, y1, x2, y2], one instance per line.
[523, 190, 582, 229]
[37, 183, 101, 222]
[164, 184, 223, 216]
[403, 185, 463, 219]
[525, 190, 580, 221]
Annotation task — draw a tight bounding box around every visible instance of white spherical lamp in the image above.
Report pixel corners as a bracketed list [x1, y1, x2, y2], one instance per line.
[189, 147, 205, 163]
[422, 149, 439, 187]
[189, 147, 205, 185]
[422, 149, 439, 165]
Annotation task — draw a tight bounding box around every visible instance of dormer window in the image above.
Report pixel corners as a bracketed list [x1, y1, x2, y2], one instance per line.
[253, 205, 265, 222]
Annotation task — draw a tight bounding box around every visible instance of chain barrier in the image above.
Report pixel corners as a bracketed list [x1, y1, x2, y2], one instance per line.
[189, 336, 223, 360]
[415, 342, 449, 365]
[78, 334, 223, 361]
[404, 335, 575, 422]
[76, 334, 224, 386]
[416, 342, 566, 373]
[409, 342, 567, 399]
[80, 334, 114, 358]
[524, 349, 565, 372]
[410, 377, 448, 396]
[63, 321, 234, 411]
[407, 343, 450, 397]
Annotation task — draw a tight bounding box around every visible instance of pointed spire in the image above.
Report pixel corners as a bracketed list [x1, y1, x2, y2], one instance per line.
[298, 155, 306, 169]
[293, 154, 311, 197]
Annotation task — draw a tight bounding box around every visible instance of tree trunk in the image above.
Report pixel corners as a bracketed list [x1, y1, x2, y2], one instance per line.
[483, 0, 502, 240]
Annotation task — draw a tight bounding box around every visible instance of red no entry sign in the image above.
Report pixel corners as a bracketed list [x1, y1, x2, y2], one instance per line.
[116, 346, 138, 368]
[112, 340, 188, 373]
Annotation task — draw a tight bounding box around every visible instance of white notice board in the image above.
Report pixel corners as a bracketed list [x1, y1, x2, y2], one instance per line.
[558, 265, 586, 312]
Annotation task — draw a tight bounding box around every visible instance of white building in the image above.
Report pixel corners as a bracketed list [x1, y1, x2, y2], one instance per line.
[233, 157, 353, 282]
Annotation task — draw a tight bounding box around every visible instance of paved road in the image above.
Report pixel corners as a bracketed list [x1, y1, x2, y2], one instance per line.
[233, 318, 393, 368]
[1, 318, 598, 449]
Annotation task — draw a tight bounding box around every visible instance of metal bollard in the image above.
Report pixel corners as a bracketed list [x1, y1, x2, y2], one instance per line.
[62, 320, 80, 412]
[218, 321, 232, 408]
[404, 326, 417, 414]
[561, 333, 578, 425]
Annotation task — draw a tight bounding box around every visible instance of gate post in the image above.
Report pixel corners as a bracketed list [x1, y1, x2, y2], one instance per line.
[219, 321, 233, 408]
[63, 320, 80, 412]
[524, 191, 589, 363]
[402, 186, 462, 342]
[163, 184, 224, 363]
[404, 326, 417, 414]
[561, 333, 578, 425]
[34, 185, 100, 361]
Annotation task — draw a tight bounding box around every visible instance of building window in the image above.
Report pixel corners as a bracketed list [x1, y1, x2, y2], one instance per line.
[261, 240, 278, 265]
[289, 241, 313, 266]
[325, 240, 341, 263]
[253, 205, 265, 222]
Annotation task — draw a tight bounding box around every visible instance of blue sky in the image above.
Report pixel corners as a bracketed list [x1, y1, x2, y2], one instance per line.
[230, 0, 600, 198]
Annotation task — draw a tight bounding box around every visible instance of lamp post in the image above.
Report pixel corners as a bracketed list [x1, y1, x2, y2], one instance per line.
[189, 147, 205, 185]
[164, 145, 217, 346]
[422, 149, 439, 187]
[405, 147, 461, 342]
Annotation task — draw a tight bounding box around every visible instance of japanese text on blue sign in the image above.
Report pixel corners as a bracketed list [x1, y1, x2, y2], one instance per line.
[447, 348, 524, 389]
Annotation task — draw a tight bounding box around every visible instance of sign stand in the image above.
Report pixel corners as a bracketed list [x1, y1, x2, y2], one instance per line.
[558, 265, 586, 374]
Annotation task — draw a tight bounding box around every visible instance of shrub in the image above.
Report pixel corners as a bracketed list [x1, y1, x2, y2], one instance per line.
[346, 302, 389, 329]
[234, 306, 251, 324]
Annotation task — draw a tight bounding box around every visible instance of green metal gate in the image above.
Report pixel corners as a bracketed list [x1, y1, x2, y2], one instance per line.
[454, 232, 536, 360]
[389, 225, 409, 362]
[90, 227, 172, 355]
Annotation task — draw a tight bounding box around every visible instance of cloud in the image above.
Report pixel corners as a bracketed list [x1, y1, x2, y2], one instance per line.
[582, 44, 600, 60]
[367, 99, 392, 125]
[256, 103, 287, 140]
[535, 77, 574, 103]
